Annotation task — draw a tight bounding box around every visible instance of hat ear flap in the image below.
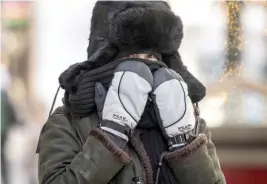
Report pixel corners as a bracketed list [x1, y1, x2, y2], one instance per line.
[87, 38, 118, 67]
[163, 52, 206, 103]
[59, 62, 91, 93]
[59, 39, 118, 92]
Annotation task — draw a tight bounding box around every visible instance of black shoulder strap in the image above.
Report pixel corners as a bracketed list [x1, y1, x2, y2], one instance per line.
[193, 103, 201, 135]
[48, 86, 61, 117]
[36, 86, 67, 154]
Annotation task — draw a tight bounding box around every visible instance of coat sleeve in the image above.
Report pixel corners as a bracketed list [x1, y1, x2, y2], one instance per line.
[38, 107, 131, 184]
[164, 118, 226, 184]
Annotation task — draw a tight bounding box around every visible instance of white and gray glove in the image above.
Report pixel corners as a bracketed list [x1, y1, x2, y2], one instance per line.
[95, 60, 153, 148]
[151, 68, 197, 150]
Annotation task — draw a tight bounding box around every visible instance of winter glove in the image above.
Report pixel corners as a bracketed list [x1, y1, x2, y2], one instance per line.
[95, 60, 153, 149]
[151, 68, 198, 150]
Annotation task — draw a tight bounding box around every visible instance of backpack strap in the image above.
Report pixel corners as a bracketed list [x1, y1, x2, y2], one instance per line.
[193, 103, 201, 135]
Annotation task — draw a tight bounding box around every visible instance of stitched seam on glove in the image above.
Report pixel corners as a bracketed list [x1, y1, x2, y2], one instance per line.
[162, 80, 187, 129]
[118, 71, 138, 124]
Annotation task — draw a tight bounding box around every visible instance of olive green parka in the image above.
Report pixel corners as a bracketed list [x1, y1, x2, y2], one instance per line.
[37, 107, 225, 184]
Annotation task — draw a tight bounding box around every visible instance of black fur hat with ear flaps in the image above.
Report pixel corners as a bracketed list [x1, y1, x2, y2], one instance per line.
[59, 1, 206, 103]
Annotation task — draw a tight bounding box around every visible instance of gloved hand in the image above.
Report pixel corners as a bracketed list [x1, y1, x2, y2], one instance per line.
[95, 60, 153, 148]
[151, 68, 197, 150]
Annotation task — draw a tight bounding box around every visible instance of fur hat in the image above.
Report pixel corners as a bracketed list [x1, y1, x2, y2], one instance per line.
[87, 1, 182, 63]
[61, 1, 206, 103]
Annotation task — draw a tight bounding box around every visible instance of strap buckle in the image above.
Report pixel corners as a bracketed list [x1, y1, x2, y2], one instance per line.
[168, 103, 201, 150]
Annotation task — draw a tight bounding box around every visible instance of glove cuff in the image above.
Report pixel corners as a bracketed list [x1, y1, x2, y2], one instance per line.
[168, 132, 197, 151]
[101, 126, 129, 141]
[103, 130, 128, 149]
[168, 104, 201, 151]
[100, 120, 131, 143]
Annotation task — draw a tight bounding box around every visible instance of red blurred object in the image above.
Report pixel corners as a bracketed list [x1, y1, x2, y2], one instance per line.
[223, 167, 267, 184]
[2, 1, 31, 20]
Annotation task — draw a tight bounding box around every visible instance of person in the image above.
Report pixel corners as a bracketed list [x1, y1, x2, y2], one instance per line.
[37, 1, 226, 184]
[1, 63, 19, 184]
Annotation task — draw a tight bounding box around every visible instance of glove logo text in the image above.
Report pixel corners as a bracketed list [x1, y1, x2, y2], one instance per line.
[113, 113, 128, 123]
[178, 124, 192, 133]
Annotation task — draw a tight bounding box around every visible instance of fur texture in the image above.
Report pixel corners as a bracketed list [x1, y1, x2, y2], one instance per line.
[130, 132, 154, 184]
[164, 134, 207, 161]
[59, 1, 206, 103]
[89, 129, 131, 165]
[108, 4, 183, 55]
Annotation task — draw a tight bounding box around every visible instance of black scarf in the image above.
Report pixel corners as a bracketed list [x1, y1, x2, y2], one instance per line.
[137, 101, 178, 184]
[61, 58, 166, 116]
[60, 58, 178, 184]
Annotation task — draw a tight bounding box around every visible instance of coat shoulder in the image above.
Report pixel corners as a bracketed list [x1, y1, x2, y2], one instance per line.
[36, 106, 99, 153]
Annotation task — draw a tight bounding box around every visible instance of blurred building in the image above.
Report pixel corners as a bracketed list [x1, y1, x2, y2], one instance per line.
[170, 1, 267, 183]
[1, 2, 41, 184]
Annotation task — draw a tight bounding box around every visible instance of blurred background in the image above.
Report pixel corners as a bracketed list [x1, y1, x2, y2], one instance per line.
[1, 0, 267, 184]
